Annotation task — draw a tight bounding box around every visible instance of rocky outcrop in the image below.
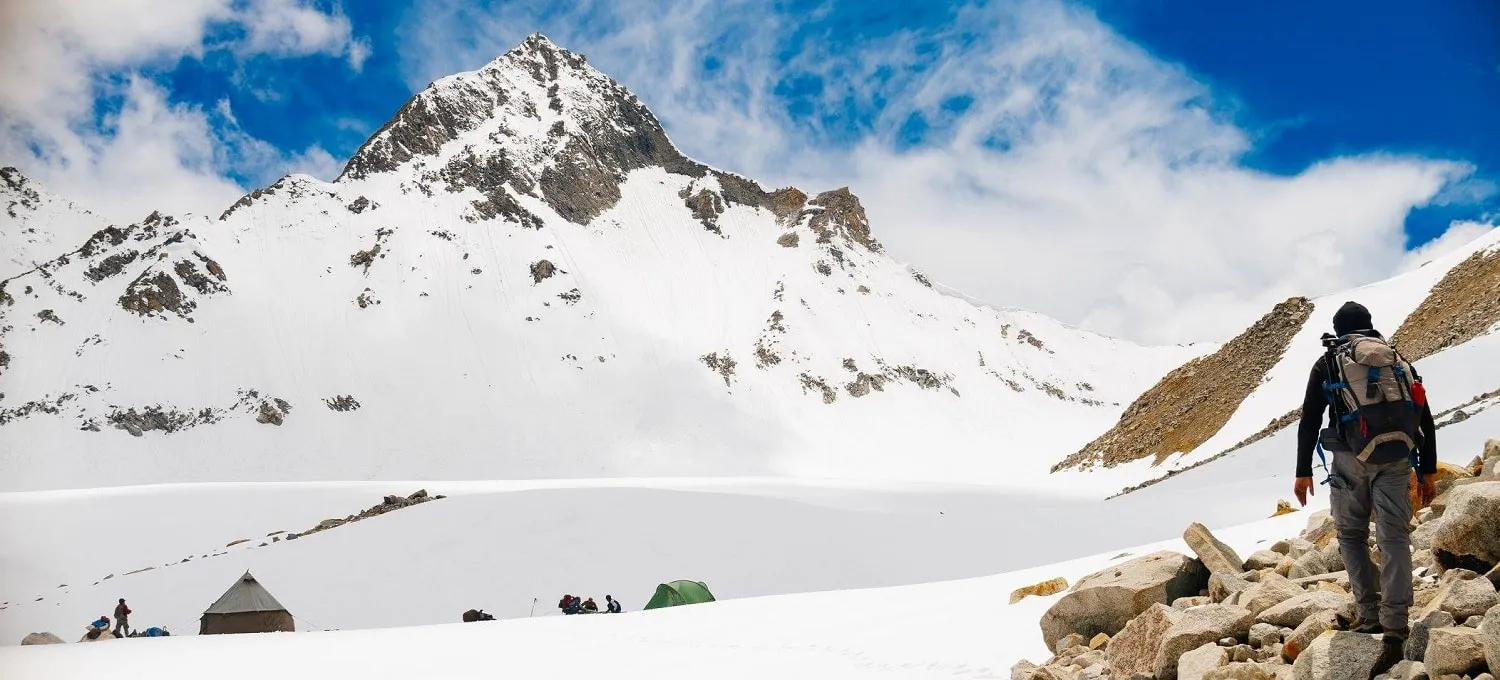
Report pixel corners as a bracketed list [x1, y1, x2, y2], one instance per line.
[1017, 439, 1500, 680]
[1480, 603, 1500, 672]
[1040, 551, 1209, 649]
[1187, 522, 1247, 578]
[1107, 604, 1180, 679]
[1425, 626, 1487, 676]
[1012, 577, 1070, 605]
[285, 489, 443, 541]
[1156, 606, 1256, 680]
[1290, 631, 1383, 680]
[1431, 482, 1500, 572]
[1393, 246, 1500, 361]
[1056, 297, 1315, 471]
[20, 632, 63, 645]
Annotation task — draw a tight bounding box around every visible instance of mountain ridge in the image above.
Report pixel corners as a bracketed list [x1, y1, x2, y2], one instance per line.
[0, 36, 1198, 492]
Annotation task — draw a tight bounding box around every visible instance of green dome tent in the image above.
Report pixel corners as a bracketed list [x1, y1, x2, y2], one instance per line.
[643, 580, 716, 610]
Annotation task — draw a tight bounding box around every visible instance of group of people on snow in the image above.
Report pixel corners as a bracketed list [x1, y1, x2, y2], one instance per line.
[81, 598, 169, 641]
[558, 594, 621, 615]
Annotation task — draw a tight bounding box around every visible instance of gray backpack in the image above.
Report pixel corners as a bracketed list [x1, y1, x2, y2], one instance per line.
[1320, 334, 1421, 464]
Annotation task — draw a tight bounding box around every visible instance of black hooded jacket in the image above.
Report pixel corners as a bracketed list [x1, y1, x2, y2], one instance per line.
[1294, 302, 1436, 477]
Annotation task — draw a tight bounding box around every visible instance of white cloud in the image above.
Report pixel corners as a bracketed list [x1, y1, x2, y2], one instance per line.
[397, 0, 1493, 344]
[0, 0, 368, 222]
[1398, 220, 1496, 273]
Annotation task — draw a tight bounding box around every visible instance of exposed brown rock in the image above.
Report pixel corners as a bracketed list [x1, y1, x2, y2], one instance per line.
[1010, 577, 1070, 604]
[1393, 246, 1500, 360]
[1057, 297, 1315, 471]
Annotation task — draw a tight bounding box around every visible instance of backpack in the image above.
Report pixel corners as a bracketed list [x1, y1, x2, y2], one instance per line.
[1319, 334, 1421, 465]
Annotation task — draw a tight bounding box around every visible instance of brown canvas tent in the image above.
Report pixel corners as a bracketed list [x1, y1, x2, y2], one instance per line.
[199, 571, 295, 635]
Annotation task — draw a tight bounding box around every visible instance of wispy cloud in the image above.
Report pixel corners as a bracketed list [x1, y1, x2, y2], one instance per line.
[0, 0, 369, 222]
[398, 0, 1490, 344]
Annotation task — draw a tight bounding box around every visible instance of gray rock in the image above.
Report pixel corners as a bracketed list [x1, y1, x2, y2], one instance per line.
[1478, 603, 1500, 674]
[1187, 523, 1248, 578]
[1462, 616, 1483, 628]
[1242, 573, 1308, 618]
[1042, 551, 1209, 650]
[1406, 610, 1458, 662]
[1204, 663, 1291, 680]
[1247, 550, 1286, 572]
[1284, 611, 1340, 662]
[1258, 591, 1353, 628]
[1289, 550, 1334, 580]
[1485, 564, 1500, 591]
[1431, 482, 1500, 570]
[1302, 511, 1337, 548]
[1386, 660, 1426, 680]
[1257, 643, 1286, 663]
[1011, 660, 1040, 680]
[1177, 597, 1216, 610]
[1179, 642, 1229, 680]
[1080, 664, 1109, 680]
[20, 632, 64, 645]
[1423, 627, 1486, 676]
[1250, 623, 1284, 648]
[1412, 520, 1443, 552]
[1108, 604, 1182, 680]
[1291, 631, 1385, 680]
[1474, 674, 1495, 680]
[1156, 606, 1256, 680]
[1072, 650, 1106, 669]
[1056, 633, 1088, 654]
[1212, 572, 1255, 603]
[1283, 539, 1317, 560]
[1417, 576, 1498, 622]
[1229, 645, 1256, 663]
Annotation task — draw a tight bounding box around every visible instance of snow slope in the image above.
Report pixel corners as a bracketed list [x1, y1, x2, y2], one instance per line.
[0, 168, 114, 281]
[0, 496, 1321, 678]
[1060, 224, 1500, 491]
[0, 35, 1202, 492]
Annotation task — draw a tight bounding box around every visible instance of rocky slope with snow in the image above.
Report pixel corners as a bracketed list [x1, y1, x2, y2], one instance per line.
[0, 35, 1200, 492]
[1057, 225, 1500, 488]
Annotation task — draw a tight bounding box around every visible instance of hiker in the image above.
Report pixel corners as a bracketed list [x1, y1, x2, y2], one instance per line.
[114, 598, 131, 637]
[605, 595, 621, 613]
[1293, 301, 1437, 667]
[560, 595, 580, 615]
[582, 597, 598, 613]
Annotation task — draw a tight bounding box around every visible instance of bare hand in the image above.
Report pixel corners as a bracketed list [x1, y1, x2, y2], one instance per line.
[1294, 477, 1315, 507]
[1418, 477, 1439, 507]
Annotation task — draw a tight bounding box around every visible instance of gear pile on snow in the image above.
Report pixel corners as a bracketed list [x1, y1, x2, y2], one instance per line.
[1013, 438, 1500, 680]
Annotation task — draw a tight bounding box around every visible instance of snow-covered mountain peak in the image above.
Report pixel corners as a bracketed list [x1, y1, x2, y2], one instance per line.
[334, 36, 848, 247]
[0, 37, 1207, 492]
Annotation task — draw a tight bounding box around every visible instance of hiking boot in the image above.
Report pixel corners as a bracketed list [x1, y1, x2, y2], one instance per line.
[1368, 635, 1404, 679]
[1348, 619, 1383, 634]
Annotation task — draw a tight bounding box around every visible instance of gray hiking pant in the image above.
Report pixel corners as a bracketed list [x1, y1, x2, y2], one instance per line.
[1329, 451, 1413, 631]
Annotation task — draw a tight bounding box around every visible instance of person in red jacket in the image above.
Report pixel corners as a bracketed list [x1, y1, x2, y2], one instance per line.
[113, 599, 131, 637]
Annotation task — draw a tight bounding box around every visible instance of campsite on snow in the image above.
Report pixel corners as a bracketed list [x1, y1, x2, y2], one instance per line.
[3, 12, 1500, 680]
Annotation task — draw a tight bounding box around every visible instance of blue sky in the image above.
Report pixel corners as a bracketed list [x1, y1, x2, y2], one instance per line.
[2, 0, 1496, 342]
[159, 0, 1498, 248]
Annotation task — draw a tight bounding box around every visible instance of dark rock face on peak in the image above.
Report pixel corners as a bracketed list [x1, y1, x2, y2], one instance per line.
[329, 34, 880, 249]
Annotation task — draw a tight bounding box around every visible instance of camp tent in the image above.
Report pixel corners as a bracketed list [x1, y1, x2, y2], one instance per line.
[643, 580, 716, 610]
[199, 571, 295, 635]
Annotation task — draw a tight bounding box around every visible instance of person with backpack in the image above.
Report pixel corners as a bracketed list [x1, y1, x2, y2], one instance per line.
[605, 595, 622, 613]
[114, 598, 131, 637]
[581, 597, 599, 613]
[1293, 302, 1437, 666]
